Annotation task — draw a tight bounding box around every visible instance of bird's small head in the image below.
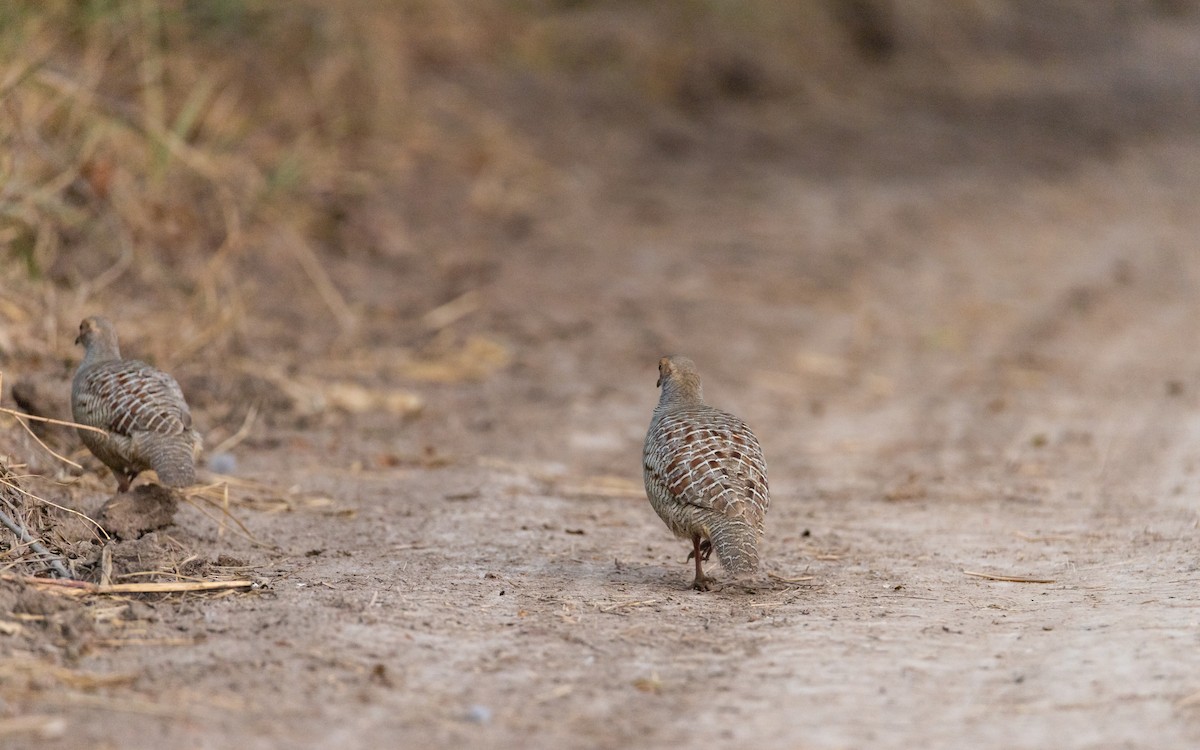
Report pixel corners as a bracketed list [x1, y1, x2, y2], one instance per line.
[656, 355, 704, 404]
[75, 316, 121, 359]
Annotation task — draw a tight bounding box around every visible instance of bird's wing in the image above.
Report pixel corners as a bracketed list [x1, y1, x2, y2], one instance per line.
[651, 409, 768, 523]
[78, 360, 192, 437]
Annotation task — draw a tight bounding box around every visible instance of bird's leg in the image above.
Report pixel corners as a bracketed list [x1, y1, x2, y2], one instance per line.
[691, 535, 713, 591]
[686, 539, 713, 562]
[116, 473, 132, 493]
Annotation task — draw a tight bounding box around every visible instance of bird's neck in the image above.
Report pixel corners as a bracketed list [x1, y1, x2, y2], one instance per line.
[658, 379, 704, 410]
[80, 343, 121, 370]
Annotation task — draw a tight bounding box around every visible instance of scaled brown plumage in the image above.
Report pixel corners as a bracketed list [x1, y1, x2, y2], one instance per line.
[643, 356, 769, 590]
[71, 316, 200, 493]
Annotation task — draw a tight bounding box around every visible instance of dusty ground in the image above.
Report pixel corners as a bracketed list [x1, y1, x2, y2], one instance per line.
[4, 8, 1200, 750]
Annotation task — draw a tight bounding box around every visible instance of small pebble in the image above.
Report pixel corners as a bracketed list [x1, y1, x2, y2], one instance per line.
[465, 704, 492, 724]
[208, 452, 237, 475]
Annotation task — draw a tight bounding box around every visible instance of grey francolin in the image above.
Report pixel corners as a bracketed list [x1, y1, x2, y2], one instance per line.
[643, 355, 769, 590]
[71, 316, 200, 492]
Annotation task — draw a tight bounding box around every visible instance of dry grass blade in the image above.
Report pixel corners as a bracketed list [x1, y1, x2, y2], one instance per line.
[24, 663, 138, 690]
[2, 408, 84, 469]
[93, 637, 199, 648]
[34, 68, 223, 181]
[191, 472, 337, 515]
[0, 403, 109, 437]
[0, 715, 66, 739]
[36, 692, 195, 718]
[767, 572, 816, 583]
[599, 599, 658, 612]
[397, 335, 511, 383]
[423, 289, 481, 330]
[229, 360, 421, 418]
[83, 216, 134, 296]
[207, 185, 244, 269]
[181, 488, 273, 549]
[2, 574, 253, 595]
[962, 570, 1057, 584]
[1015, 531, 1080, 542]
[281, 229, 355, 331]
[0, 46, 54, 101]
[93, 579, 254, 594]
[161, 299, 238, 367]
[118, 567, 204, 581]
[0, 373, 52, 466]
[208, 403, 258, 457]
[99, 544, 113, 587]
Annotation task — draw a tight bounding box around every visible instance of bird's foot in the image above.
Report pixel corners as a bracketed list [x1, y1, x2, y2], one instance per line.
[689, 535, 713, 589]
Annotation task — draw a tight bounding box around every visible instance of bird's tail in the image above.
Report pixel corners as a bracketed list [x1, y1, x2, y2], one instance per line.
[142, 431, 199, 488]
[709, 517, 760, 577]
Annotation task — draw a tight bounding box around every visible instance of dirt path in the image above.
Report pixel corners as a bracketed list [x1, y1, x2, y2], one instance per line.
[5, 13, 1200, 750]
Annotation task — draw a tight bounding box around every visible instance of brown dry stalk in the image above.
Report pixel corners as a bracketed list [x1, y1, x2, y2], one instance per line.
[962, 570, 1056, 584]
[1, 409, 84, 470]
[599, 599, 658, 612]
[162, 304, 237, 367]
[99, 544, 113, 587]
[208, 403, 258, 457]
[2, 574, 253, 595]
[767, 572, 816, 583]
[0, 714, 66, 740]
[281, 230, 355, 331]
[181, 488, 272, 548]
[33, 691, 192, 718]
[84, 215, 134, 296]
[92, 637, 198, 648]
[0, 403, 109, 436]
[423, 289, 481, 330]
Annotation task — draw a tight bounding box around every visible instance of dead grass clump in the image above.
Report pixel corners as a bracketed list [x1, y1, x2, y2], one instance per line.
[3, 0, 1176, 367]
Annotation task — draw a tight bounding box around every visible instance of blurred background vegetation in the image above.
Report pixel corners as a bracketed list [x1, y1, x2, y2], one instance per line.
[0, 0, 1194, 363]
